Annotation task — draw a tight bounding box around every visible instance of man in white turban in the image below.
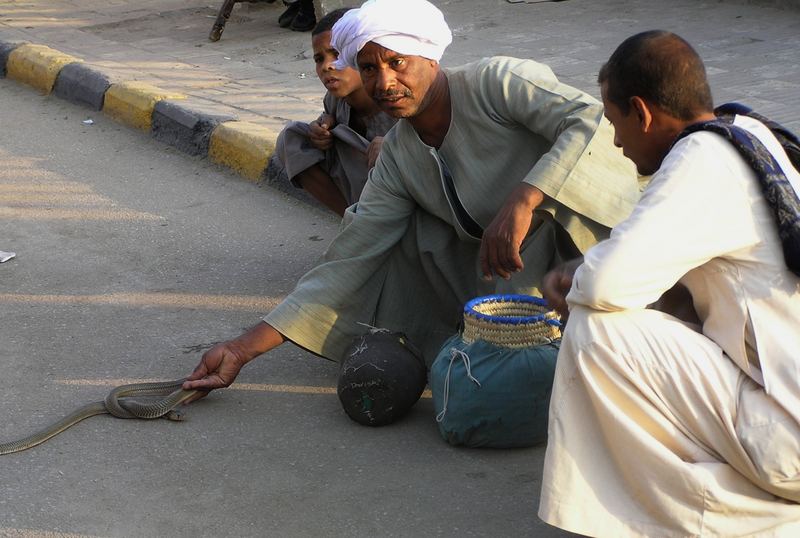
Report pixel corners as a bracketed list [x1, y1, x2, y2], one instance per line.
[182, 0, 640, 426]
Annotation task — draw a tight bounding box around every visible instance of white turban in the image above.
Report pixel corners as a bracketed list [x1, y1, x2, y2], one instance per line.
[330, 0, 453, 71]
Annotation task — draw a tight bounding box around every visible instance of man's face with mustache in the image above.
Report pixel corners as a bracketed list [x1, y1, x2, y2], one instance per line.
[357, 42, 439, 119]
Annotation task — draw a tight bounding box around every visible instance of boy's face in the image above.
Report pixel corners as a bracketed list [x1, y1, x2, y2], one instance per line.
[312, 31, 362, 98]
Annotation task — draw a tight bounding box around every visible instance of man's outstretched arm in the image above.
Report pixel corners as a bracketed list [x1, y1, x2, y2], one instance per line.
[182, 321, 286, 402]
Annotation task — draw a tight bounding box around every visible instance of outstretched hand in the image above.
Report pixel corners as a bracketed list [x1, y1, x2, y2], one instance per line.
[480, 183, 544, 280]
[182, 341, 248, 403]
[181, 322, 286, 404]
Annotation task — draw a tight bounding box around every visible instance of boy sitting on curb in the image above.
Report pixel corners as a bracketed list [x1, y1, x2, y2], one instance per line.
[274, 8, 397, 215]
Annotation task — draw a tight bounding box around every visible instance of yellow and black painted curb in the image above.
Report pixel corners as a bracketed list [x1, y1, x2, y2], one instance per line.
[0, 38, 279, 184]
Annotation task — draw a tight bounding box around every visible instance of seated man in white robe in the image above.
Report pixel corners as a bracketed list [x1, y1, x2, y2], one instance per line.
[539, 30, 800, 537]
[181, 0, 639, 425]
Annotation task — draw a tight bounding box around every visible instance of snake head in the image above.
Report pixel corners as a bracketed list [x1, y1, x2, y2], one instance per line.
[164, 408, 187, 422]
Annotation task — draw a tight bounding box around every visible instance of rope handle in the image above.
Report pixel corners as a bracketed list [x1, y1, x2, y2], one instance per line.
[435, 348, 481, 423]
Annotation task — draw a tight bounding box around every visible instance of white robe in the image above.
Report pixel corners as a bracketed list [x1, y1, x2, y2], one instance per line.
[539, 116, 800, 536]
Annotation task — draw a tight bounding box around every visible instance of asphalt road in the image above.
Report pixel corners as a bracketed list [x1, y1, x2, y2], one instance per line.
[0, 79, 567, 538]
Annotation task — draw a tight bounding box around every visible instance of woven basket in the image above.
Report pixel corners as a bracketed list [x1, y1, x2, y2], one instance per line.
[461, 294, 561, 348]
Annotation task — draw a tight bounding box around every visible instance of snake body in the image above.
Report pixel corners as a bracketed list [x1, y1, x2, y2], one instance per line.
[0, 379, 198, 455]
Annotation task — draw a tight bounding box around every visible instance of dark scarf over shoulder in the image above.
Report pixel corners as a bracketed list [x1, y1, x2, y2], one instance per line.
[674, 103, 800, 278]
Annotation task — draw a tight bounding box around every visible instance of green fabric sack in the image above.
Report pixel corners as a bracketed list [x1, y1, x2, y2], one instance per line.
[430, 334, 559, 448]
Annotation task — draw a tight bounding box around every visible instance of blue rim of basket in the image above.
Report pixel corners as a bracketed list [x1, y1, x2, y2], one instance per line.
[464, 294, 562, 327]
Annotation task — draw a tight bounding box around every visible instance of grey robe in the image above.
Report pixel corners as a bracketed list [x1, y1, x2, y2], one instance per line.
[266, 56, 640, 364]
[274, 92, 397, 204]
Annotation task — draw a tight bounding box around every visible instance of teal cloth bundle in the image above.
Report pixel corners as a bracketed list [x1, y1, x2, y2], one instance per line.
[430, 294, 561, 448]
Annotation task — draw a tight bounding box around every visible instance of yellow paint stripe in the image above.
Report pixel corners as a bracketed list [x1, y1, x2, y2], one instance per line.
[0, 528, 101, 538]
[0, 207, 160, 220]
[0, 292, 281, 311]
[209, 121, 276, 181]
[6, 43, 82, 93]
[0, 192, 111, 205]
[58, 378, 175, 387]
[55, 379, 433, 399]
[234, 383, 338, 394]
[0, 170, 67, 181]
[56, 378, 336, 395]
[0, 183, 94, 193]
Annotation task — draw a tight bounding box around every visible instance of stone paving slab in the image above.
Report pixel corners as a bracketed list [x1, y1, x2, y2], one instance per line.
[0, 0, 798, 185]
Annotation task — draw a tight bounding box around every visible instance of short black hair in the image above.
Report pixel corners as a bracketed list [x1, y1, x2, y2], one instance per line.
[312, 7, 352, 36]
[598, 30, 713, 120]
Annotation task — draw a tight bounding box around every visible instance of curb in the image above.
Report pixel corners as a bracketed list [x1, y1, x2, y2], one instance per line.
[0, 37, 284, 192]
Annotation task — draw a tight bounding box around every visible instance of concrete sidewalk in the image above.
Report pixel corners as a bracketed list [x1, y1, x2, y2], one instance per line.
[0, 0, 799, 190]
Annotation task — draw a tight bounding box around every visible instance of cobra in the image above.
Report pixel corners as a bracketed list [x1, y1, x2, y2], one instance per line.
[0, 379, 198, 455]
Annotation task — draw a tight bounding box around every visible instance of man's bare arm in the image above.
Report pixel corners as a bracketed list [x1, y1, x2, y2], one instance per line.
[479, 183, 544, 280]
[182, 321, 286, 401]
